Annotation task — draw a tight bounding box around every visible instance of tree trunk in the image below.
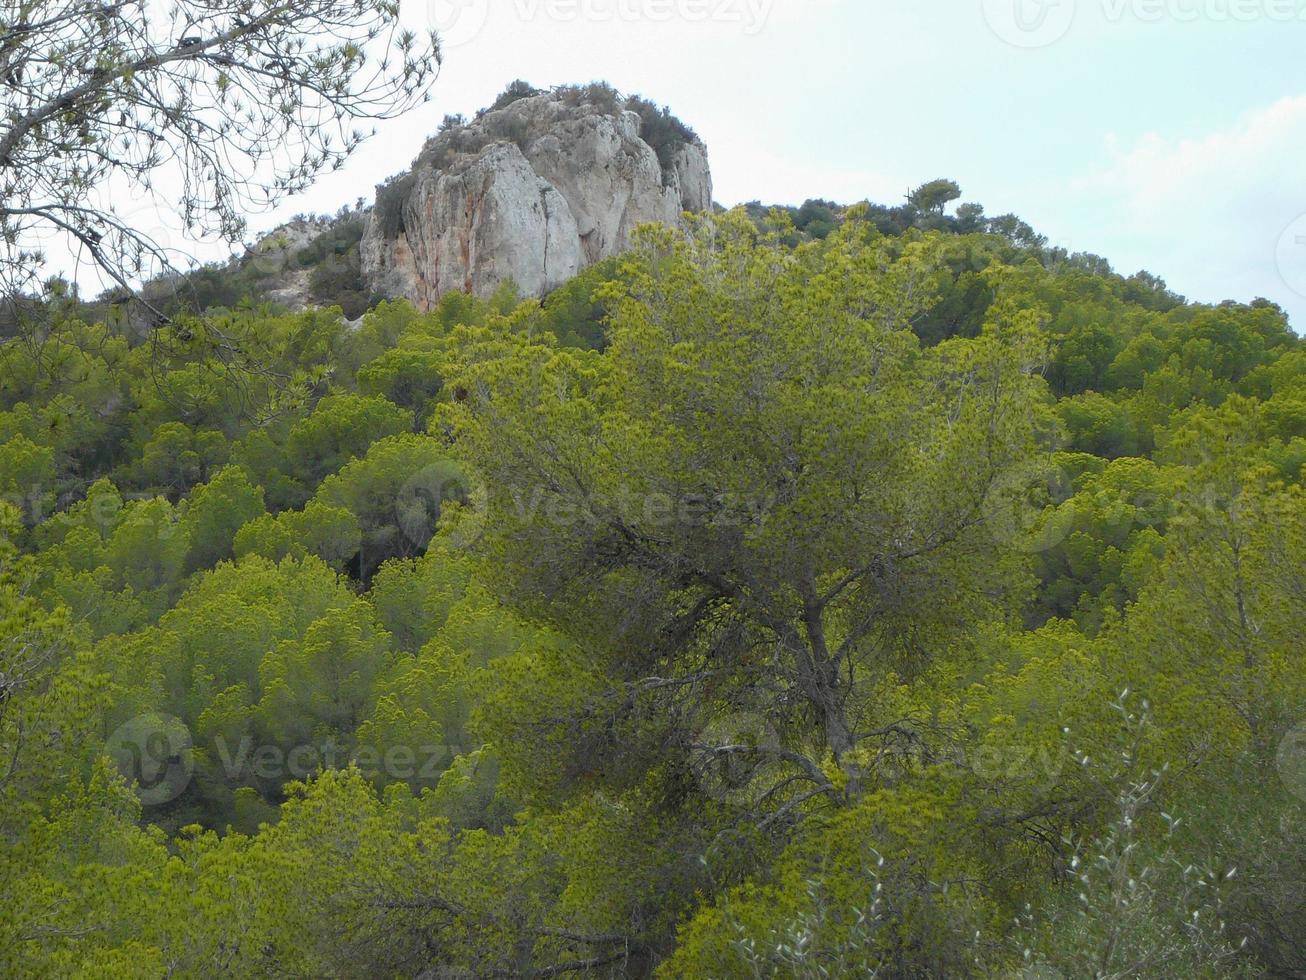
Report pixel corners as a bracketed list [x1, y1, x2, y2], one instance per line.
[790, 593, 865, 798]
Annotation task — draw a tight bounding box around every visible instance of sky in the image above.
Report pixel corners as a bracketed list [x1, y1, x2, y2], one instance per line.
[73, 0, 1306, 328]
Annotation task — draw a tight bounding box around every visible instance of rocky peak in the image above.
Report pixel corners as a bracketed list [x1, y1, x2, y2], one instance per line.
[359, 83, 713, 308]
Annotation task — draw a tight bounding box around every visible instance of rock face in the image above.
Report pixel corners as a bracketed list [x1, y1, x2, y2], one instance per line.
[247, 215, 334, 310]
[359, 90, 712, 307]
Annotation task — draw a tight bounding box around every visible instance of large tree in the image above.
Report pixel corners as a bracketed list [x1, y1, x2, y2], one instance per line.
[444, 212, 1057, 822]
[0, 0, 438, 313]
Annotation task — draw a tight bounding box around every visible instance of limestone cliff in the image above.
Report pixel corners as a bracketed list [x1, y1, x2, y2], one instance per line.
[358, 86, 712, 307]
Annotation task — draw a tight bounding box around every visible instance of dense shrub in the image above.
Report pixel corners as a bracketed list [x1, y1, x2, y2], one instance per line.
[486, 78, 543, 113]
[624, 94, 700, 177]
[373, 172, 416, 239]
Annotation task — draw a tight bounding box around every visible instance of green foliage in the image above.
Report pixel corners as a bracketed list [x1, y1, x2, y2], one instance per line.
[356, 346, 446, 424]
[181, 465, 266, 572]
[304, 223, 374, 319]
[134, 421, 229, 495]
[908, 177, 963, 215]
[489, 78, 545, 112]
[233, 499, 361, 570]
[314, 432, 465, 580]
[536, 256, 621, 350]
[1010, 701, 1250, 979]
[0, 200, 1301, 977]
[373, 171, 418, 239]
[624, 94, 700, 175]
[443, 211, 1053, 809]
[284, 393, 414, 501]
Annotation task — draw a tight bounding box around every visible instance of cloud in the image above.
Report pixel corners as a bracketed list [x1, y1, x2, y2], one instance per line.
[1068, 93, 1306, 328]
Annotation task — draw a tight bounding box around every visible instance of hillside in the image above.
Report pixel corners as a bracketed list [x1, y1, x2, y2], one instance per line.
[137, 82, 711, 321]
[3, 195, 1304, 975]
[361, 81, 712, 307]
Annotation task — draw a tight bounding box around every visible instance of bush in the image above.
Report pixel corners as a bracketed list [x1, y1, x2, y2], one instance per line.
[554, 81, 622, 114]
[294, 218, 365, 271]
[624, 94, 698, 178]
[374, 173, 416, 239]
[487, 79, 543, 113]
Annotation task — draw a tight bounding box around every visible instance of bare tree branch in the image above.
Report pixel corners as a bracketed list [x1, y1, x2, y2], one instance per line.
[0, 0, 439, 319]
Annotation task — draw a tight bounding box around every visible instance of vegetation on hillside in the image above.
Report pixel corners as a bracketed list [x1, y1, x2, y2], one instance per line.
[393, 80, 701, 196]
[1, 203, 1303, 977]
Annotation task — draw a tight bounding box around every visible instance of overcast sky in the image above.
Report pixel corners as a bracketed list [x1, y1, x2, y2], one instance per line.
[87, 0, 1306, 328]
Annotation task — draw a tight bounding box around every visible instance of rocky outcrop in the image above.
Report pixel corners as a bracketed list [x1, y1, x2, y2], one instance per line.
[359, 89, 712, 307]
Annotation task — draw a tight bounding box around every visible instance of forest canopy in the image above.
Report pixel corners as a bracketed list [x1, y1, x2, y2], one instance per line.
[1, 203, 1304, 977]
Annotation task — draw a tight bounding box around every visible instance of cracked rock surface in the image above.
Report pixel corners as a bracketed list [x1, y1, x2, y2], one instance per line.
[359, 91, 712, 307]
